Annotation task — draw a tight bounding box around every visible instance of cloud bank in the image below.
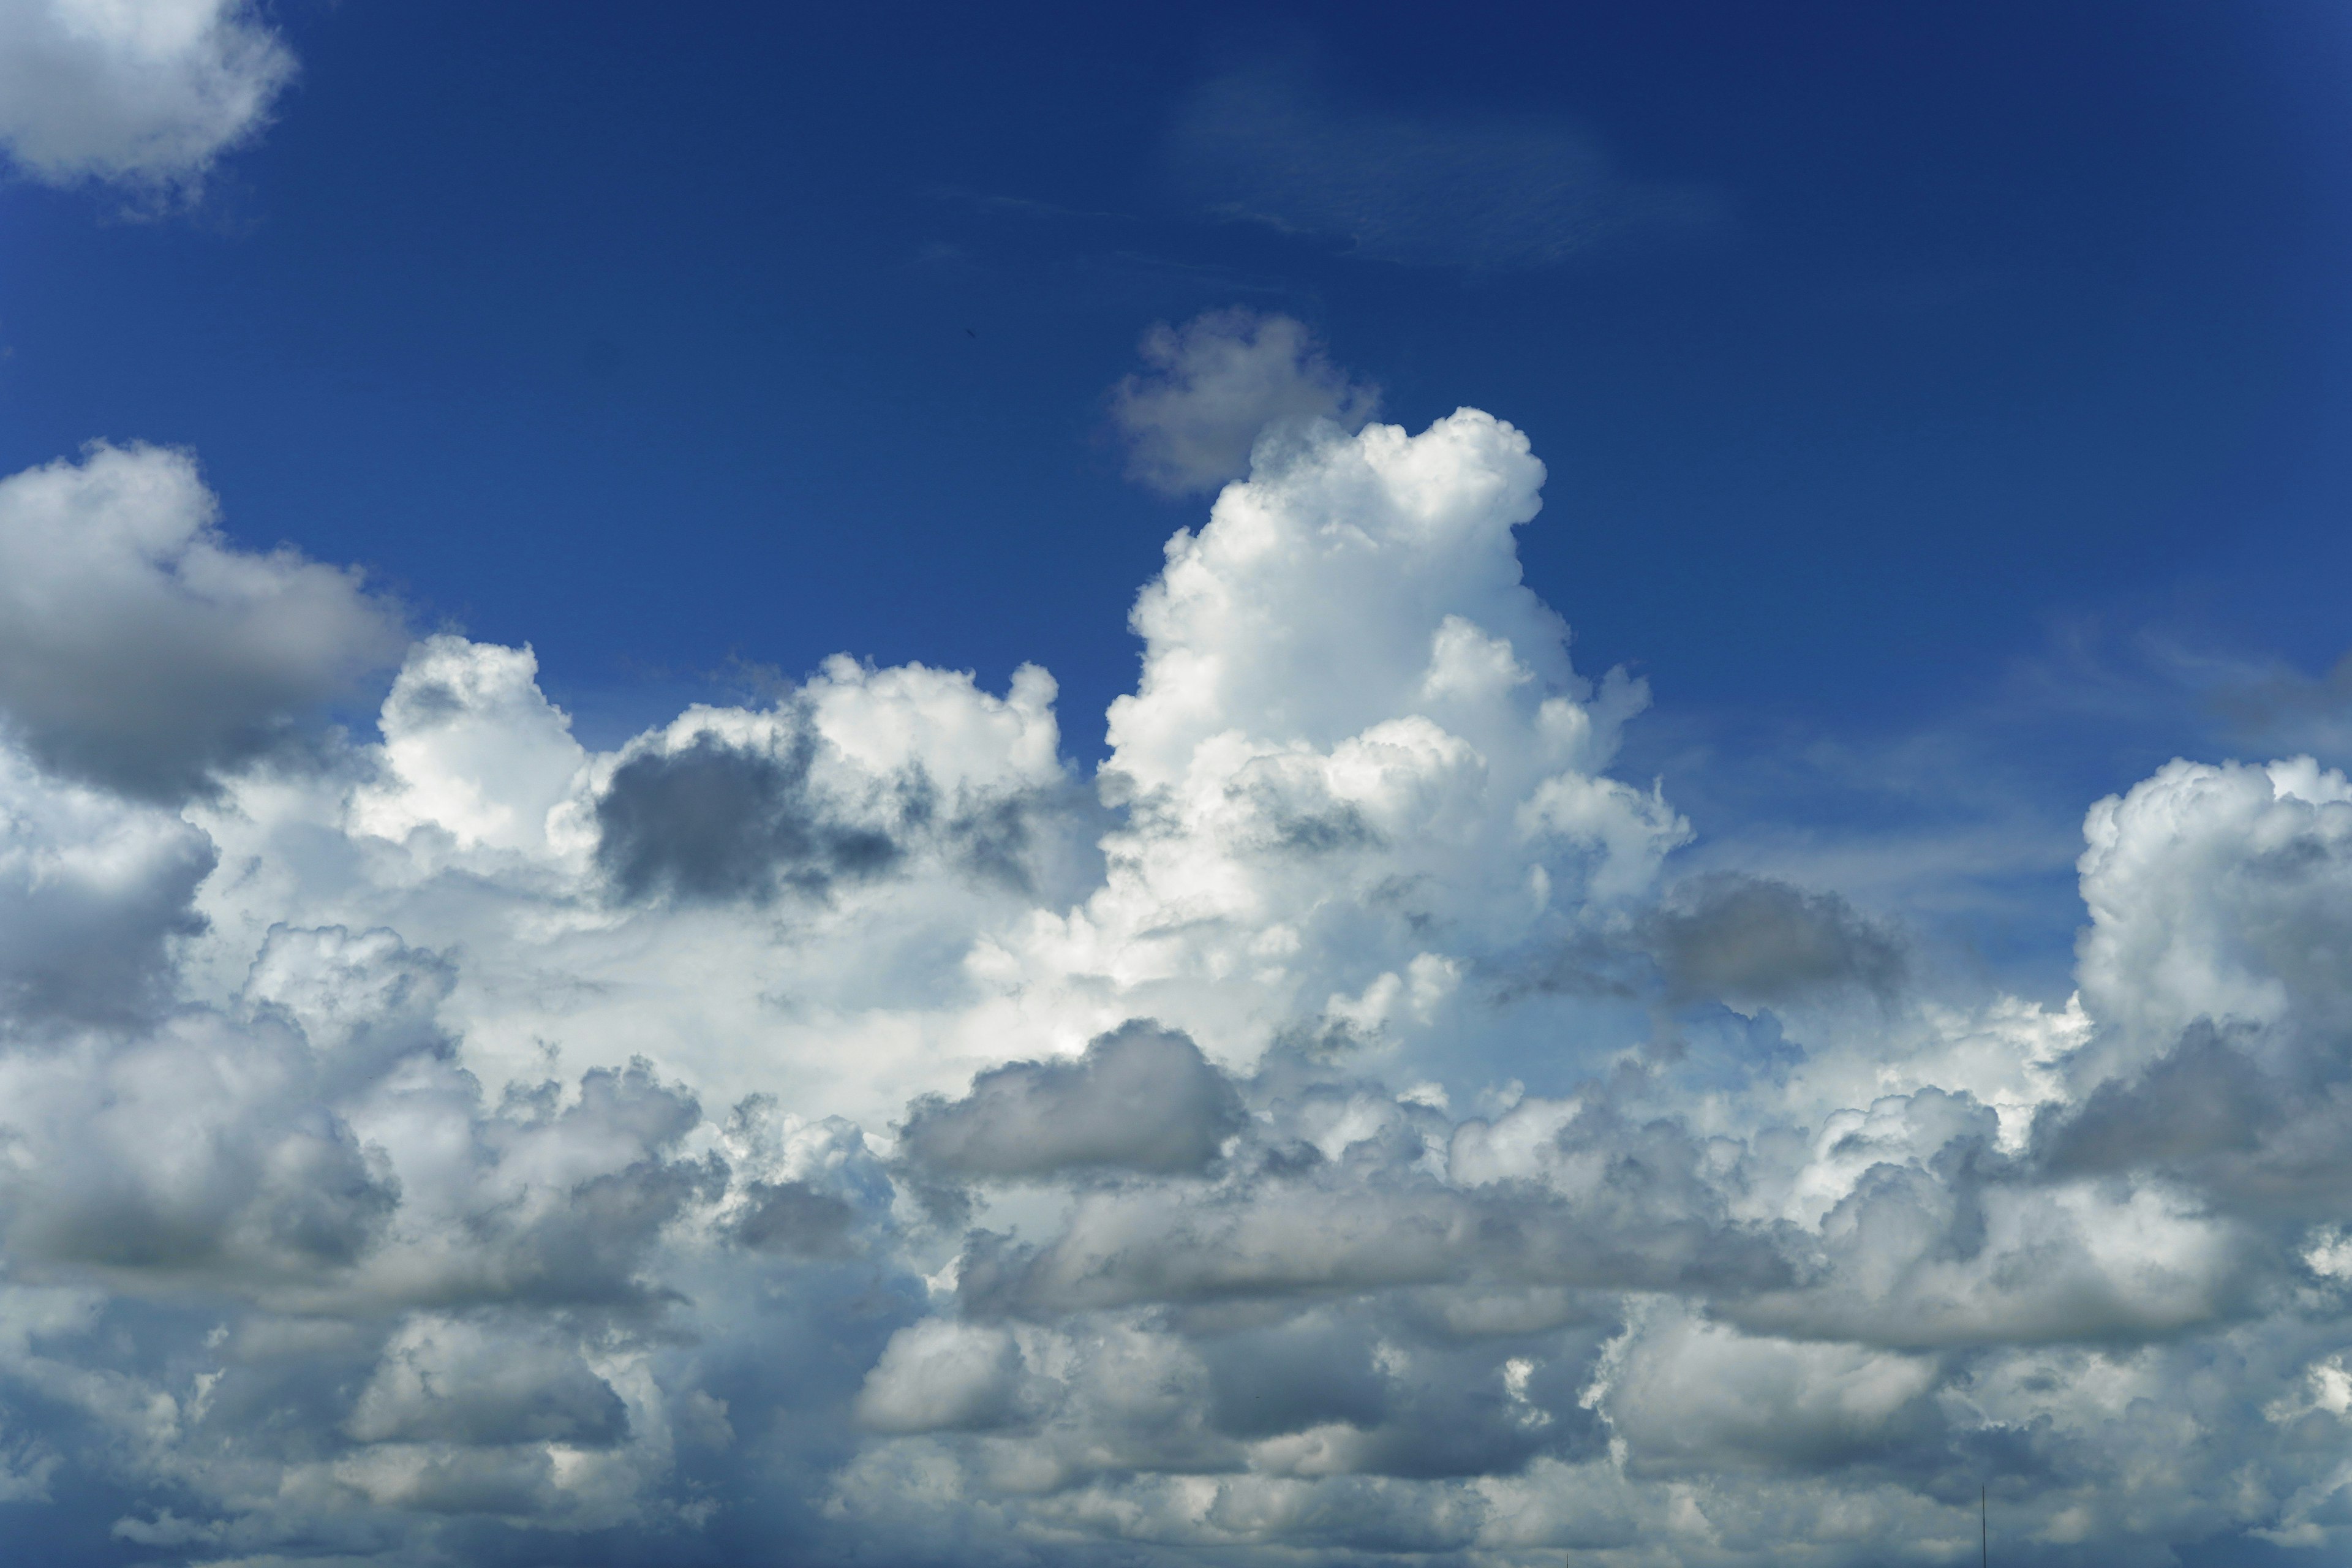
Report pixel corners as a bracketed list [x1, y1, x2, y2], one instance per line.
[0, 403, 2345, 1565]
[0, 0, 295, 195]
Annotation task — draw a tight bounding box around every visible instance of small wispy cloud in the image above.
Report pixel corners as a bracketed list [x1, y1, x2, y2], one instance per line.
[1109, 306, 1378, 494]
[1166, 59, 1725, 271]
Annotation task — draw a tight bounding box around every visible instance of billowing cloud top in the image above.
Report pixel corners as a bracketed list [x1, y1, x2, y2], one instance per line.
[0, 407, 2346, 1565]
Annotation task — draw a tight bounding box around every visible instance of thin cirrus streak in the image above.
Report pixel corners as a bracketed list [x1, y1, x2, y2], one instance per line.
[0, 401, 2346, 1565]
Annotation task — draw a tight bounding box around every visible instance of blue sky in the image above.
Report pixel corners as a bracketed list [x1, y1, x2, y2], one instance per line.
[5, 4, 2352, 1565]
[9, 1, 2346, 729]
[12, 1, 2352, 989]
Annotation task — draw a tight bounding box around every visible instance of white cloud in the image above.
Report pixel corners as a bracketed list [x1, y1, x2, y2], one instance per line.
[0, 0, 295, 194]
[352, 636, 588, 857]
[2, 401, 2352, 1564]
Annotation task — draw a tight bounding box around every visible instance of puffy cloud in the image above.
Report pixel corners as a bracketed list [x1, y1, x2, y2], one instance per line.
[1167, 59, 1724, 270]
[0, 745, 212, 1028]
[1111, 308, 1380, 494]
[5, 405, 2352, 1566]
[0, 0, 295, 194]
[1643, 872, 1907, 1008]
[0, 443, 404, 801]
[854, 1319, 1029, 1434]
[345, 1315, 632, 1447]
[597, 729, 899, 905]
[1596, 1302, 1943, 1477]
[2074, 756, 2352, 1066]
[899, 1022, 1242, 1179]
[352, 635, 585, 856]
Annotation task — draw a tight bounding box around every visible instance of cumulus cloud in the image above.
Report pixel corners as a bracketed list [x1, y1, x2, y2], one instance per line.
[900, 1022, 1243, 1178]
[4, 398, 2352, 1565]
[0, 745, 213, 1027]
[1111, 308, 1380, 494]
[1645, 872, 1907, 1008]
[1167, 59, 1724, 270]
[598, 730, 900, 904]
[0, 443, 405, 801]
[0, 0, 295, 194]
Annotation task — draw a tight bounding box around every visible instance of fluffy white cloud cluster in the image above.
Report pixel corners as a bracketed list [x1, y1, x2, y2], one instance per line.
[0, 0, 294, 194]
[0, 409, 2347, 1565]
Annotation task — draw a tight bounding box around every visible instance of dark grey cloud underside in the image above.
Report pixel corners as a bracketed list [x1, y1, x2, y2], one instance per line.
[899, 1020, 1245, 1178]
[1644, 873, 1907, 1007]
[594, 732, 898, 905]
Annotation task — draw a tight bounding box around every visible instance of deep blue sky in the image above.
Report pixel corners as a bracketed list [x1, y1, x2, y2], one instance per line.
[7, 0, 2350, 899]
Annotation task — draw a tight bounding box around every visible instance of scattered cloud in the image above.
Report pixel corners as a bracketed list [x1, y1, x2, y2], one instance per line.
[0, 0, 295, 197]
[1167, 59, 1725, 271]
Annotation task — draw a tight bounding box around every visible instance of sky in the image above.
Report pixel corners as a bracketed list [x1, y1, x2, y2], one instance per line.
[3, 2, 2352, 1564]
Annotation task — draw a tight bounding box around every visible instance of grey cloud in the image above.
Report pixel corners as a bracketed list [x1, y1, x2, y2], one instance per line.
[0, 919, 723, 1321]
[1643, 873, 1907, 1008]
[482, 1154, 723, 1310]
[1201, 1315, 1389, 1439]
[1601, 1306, 1948, 1479]
[345, 1317, 631, 1447]
[2038, 1025, 2275, 1176]
[908, 770, 1105, 900]
[2034, 1025, 2352, 1228]
[837, 1302, 1611, 1514]
[457, 1062, 723, 1310]
[959, 1095, 1790, 1319]
[0, 1011, 401, 1278]
[1344, 1337, 1607, 1479]
[1110, 308, 1379, 495]
[243, 924, 458, 1096]
[728, 1178, 856, 1257]
[0, 778, 213, 1030]
[1224, 748, 1386, 856]
[853, 1319, 1029, 1434]
[899, 1021, 1244, 1180]
[1168, 61, 1724, 271]
[594, 729, 899, 905]
[940, 790, 1038, 891]
[1727, 1089, 2261, 1349]
[1209, 1314, 1597, 1479]
[0, 445, 405, 801]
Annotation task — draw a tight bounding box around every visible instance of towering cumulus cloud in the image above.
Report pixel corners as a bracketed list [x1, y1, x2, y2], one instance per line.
[1, 407, 2350, 1564]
